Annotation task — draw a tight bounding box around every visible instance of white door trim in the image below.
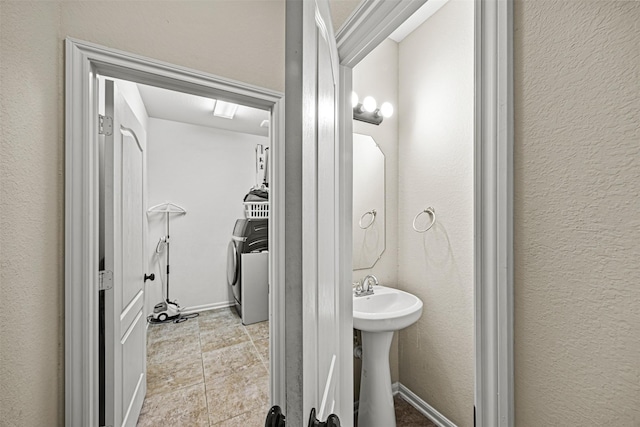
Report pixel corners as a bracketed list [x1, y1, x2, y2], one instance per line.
[336, 0, 514, 425]
[64, 38, 285, 426]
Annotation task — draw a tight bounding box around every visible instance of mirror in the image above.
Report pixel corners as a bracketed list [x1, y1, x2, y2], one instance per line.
[353, 133, 385, 270]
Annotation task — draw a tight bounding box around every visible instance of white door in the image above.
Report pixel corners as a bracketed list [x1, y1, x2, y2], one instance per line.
[286, 0, 351, 424]
[103, 79, 147, 427]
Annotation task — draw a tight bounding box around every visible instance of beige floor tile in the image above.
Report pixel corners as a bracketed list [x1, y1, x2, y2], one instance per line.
[147, 318, 199, 345]
[213, 405, 270, 426]
[148, 332, 201, 365]
[139, 308, 275, 426]
[198, 307, 241, 332]
[200, 324, 250, 353]
[253, 338, 269, 364]
[137, 383, 208, 427]
[202, 341, 264, 382]
[147, 354, 204, 397]
[205, 372, 269, 425]
[245, 320, 269, 341]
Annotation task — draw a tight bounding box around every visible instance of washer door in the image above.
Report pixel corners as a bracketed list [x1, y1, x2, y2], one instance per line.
[227, 240, 240, 288]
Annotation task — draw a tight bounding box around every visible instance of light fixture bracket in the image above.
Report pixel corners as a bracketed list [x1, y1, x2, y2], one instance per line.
[353, 104, 383, 125]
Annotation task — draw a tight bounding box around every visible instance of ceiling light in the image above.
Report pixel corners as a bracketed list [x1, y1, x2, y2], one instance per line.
[363, 96, 377, 113]
[260, 120, 270, 128]
[213, 100, 239, 119]
[351, 92, 359, 108]
[380, 102, 394, 118]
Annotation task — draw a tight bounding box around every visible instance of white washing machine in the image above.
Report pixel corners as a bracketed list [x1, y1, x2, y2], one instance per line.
[227, 219, 269, 325]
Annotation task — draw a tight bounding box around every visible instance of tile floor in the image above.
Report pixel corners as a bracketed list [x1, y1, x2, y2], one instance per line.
[137, 307, 270, 426]
[353, 396, 437, 427]
[137, 306, 435, 426]
[393, 396, 438, 426]
[353, 395, 437, 427]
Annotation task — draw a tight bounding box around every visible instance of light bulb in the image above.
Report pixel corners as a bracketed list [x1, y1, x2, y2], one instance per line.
[363, 96, 377, 113]
[351, 92, 359, 108]
[380, 102, 394, 118]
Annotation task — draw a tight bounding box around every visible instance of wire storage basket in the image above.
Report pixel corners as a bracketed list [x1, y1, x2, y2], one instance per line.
[244, 201, 269, 219]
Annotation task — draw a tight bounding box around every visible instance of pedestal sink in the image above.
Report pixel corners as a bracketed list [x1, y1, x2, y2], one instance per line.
[354, 286, 423, 427]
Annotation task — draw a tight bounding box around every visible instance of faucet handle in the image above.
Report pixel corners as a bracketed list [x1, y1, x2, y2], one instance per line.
[354, 281, 363, 293]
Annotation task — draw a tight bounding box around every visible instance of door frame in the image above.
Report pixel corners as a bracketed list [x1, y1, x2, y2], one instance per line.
[66, 0, 514, 421]
[64, 38, 286, 426]
[336, 0, 514, 426]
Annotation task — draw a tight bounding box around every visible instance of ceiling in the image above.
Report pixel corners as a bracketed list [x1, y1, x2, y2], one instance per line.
[137, 83, 270, 137]
[136, 1, 450, 135]
[388, 0, 450, 42]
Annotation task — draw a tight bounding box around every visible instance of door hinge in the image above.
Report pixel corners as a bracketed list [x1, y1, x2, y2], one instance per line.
[99, 270, 113, 291]
[99, 114, 113, 136]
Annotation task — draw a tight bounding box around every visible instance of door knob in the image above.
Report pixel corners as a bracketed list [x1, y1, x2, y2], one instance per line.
[144, 273, 155, 282]
[308, 408, 341, 427]
[265, 405, 285, 426]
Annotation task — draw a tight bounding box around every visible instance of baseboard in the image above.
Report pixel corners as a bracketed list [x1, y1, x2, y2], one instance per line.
[353, 383, 401, 416]
[180, 301, 235, 314]
[397, 383, 457, 427]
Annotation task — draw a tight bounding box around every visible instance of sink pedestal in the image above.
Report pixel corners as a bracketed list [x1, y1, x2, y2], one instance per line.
[358, 330, 396, 427]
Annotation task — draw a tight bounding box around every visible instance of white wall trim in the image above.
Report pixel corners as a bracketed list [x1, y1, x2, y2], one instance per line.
[269, 97, 287, 409]
[65, 38, 284, 426]
[179, 301, 235, 315]
[355, 382, 454, 427]
[336, 0, 427, 68]
[337, 1, 514, 426]
[397, 383, 457, 427]
[474, 0, 514, 426]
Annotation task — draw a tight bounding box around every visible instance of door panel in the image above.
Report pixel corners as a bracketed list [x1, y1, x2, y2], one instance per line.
[103, 79, 147, 427]
[121, 311, 145, 426]
[316, 15, 339, 419]
[286, 0, 349, 424]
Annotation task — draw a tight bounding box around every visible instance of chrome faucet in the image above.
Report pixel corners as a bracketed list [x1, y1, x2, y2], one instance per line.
[355, 274, 378, 297]
[363, 274, 378, 291]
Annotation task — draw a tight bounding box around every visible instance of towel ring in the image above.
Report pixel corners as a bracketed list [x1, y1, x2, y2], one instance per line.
[359, 209, 377, 229]
[412, 207, 436, 233]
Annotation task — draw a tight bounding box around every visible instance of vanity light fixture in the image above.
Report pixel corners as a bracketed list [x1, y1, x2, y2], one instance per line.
[213, 100, 239, 119]
[352, 92, 393, 125]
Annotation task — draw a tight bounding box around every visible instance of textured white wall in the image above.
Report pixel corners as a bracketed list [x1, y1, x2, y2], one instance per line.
[352, 39, 399, 290]
[513, 0, 640, 424]
[0, 3, 63, 425]
[351, 38, 400, 396]
[0, 2, 285, 425]
[397, 1, 475, 426]
[2, 0, 639, 425]
[146, 118, 268, 312]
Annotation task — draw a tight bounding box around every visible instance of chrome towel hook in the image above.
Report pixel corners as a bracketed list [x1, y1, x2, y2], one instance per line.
[358, 209, 377, 229]
[412, 207, 436, 233]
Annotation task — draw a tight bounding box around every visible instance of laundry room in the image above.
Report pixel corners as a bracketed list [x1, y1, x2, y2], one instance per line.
[96, 76, 273, 425]
[142, 83, 271, 316]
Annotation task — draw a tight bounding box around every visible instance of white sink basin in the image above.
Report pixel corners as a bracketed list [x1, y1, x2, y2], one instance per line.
[354, 286, 423, 427]
[353, 286, 423, 332]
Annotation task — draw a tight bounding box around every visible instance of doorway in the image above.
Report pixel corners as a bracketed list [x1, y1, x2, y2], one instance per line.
[66, 0, 513, 424]
[350, 1, 475, 425]
[97, 75, 276, 425]
[65, 38, 285, 426]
